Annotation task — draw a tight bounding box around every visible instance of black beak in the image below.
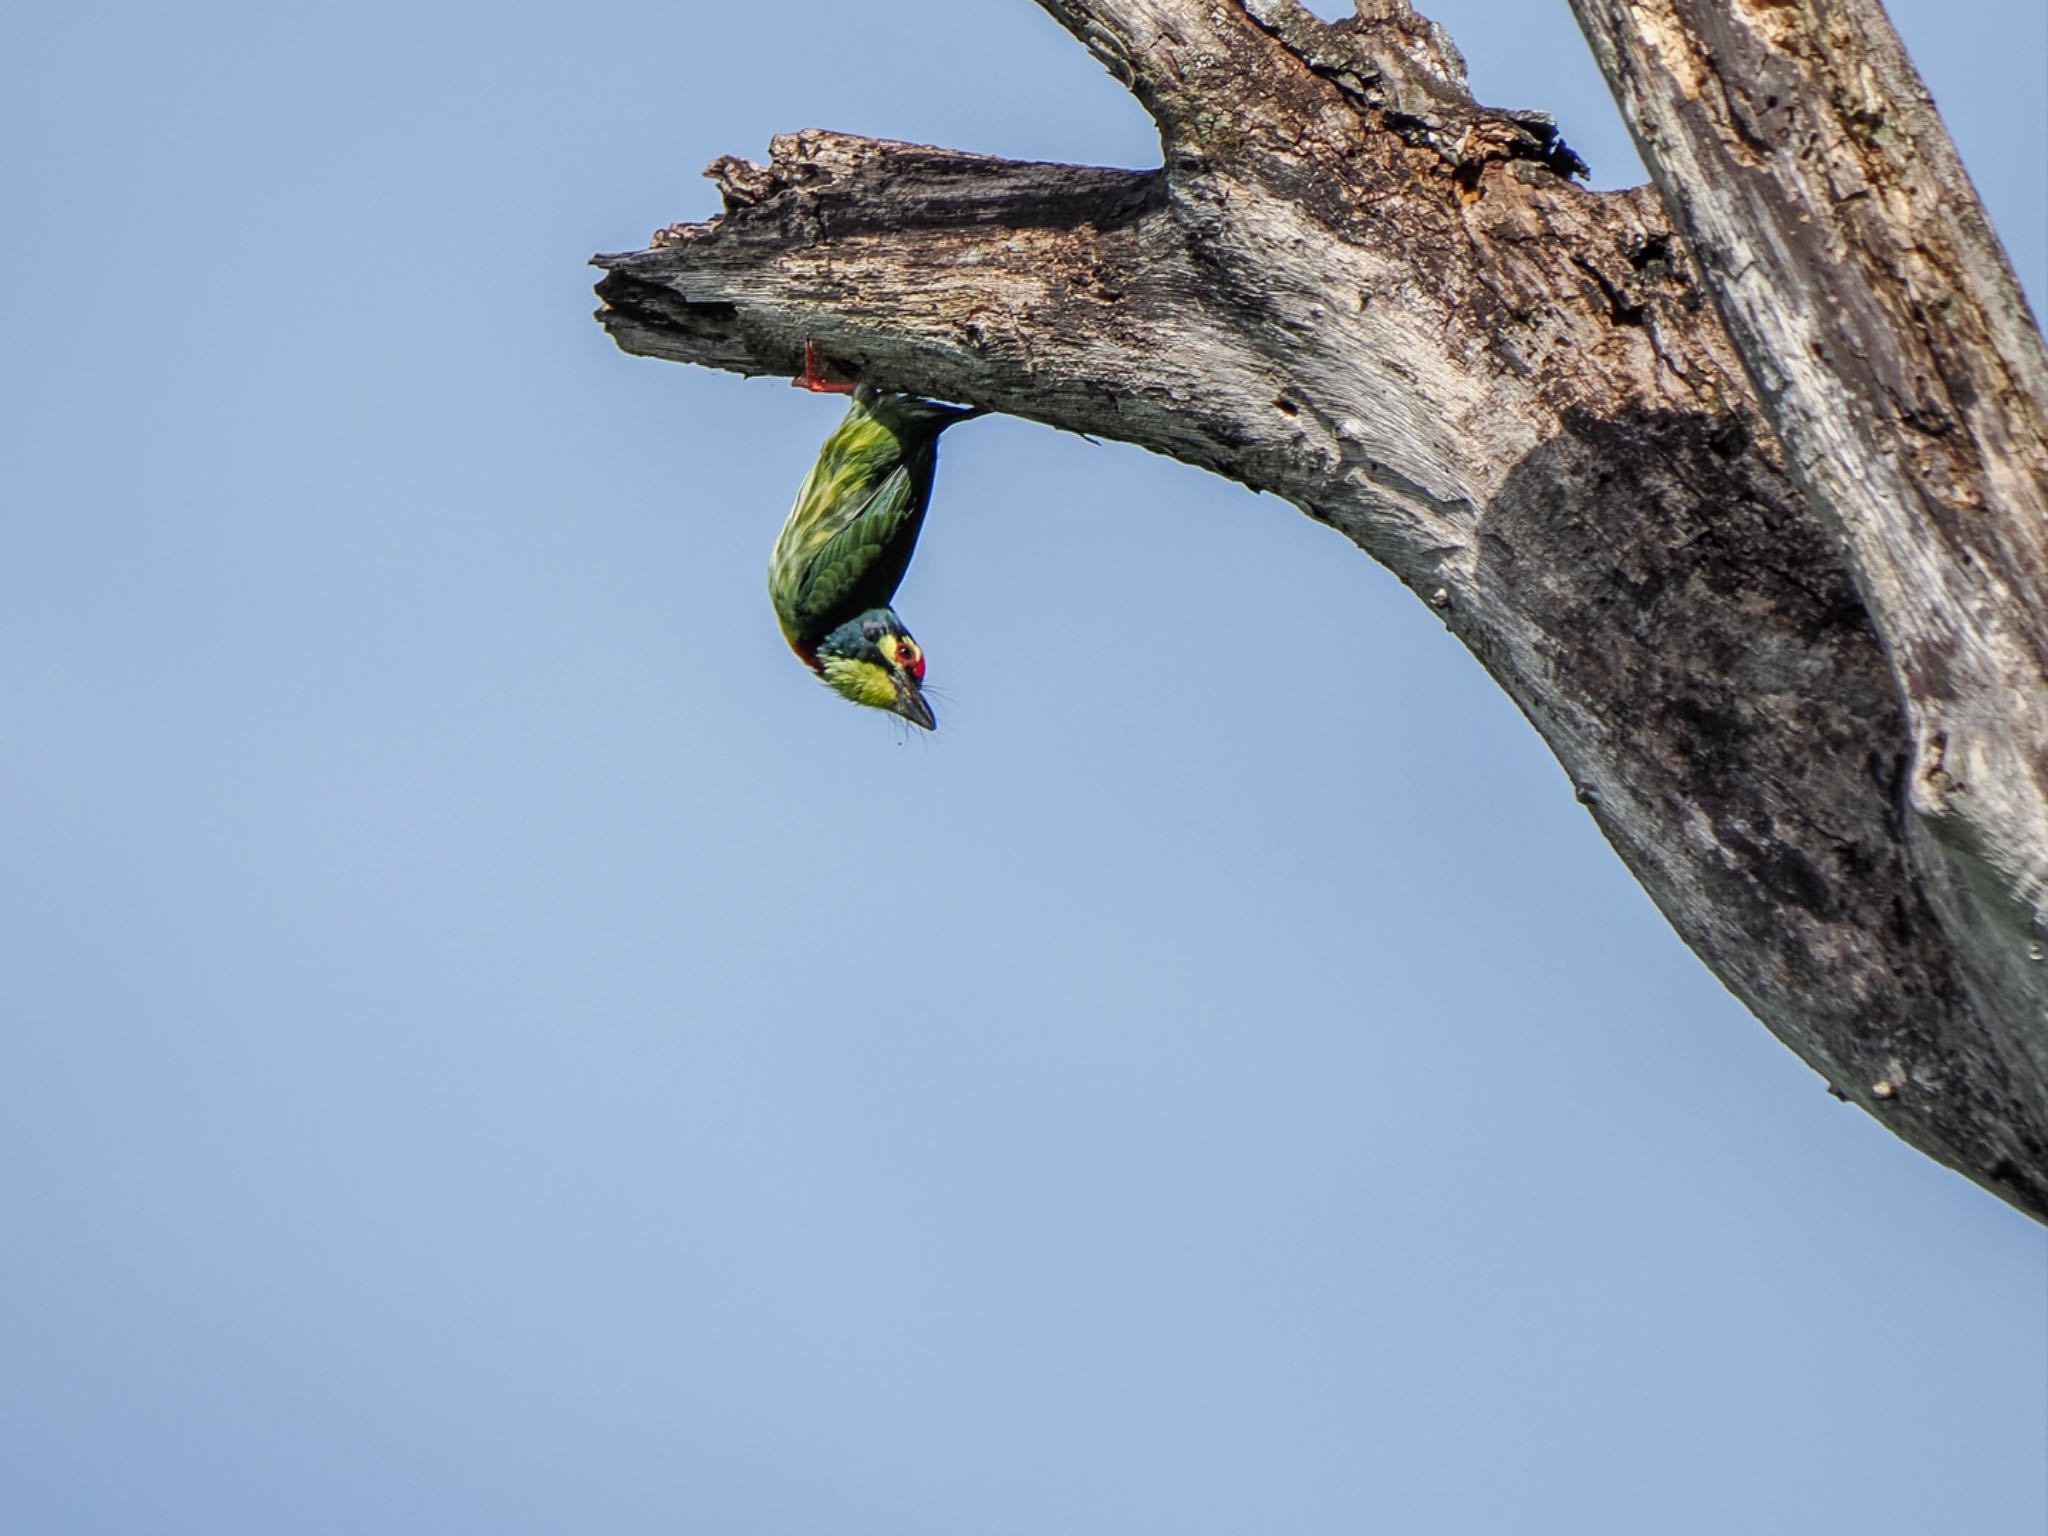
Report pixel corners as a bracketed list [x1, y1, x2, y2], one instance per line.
[894, 679, 937, 731]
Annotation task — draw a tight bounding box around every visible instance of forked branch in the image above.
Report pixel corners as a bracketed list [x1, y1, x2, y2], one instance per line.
[594, 0, 2048, 1219]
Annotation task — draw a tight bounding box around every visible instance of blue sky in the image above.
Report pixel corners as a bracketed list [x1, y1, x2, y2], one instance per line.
[2, 2, 2043, 1532]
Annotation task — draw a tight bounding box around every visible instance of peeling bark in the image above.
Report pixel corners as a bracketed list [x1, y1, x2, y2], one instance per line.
[592, 0, 2048, 1220]
[1570, 0, 2048, 1174]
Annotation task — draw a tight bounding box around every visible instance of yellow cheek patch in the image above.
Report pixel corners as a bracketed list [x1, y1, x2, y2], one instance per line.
[819, 654, 900, 712]
[878, 633, 901, 667]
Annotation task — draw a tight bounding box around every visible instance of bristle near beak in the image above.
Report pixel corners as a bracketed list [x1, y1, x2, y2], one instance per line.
[895, 682, 936, 731]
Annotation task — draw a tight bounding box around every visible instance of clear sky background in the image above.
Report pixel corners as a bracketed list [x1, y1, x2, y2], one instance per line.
[3, 2, 2043, 1532]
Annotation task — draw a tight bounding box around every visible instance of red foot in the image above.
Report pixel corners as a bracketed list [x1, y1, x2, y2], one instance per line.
[794, 340, 859, 394]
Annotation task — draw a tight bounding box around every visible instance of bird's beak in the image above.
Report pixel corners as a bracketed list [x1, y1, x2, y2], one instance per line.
[894, 678, 937, 731]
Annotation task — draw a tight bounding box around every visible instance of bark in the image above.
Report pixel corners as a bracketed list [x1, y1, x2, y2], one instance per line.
[1568, 0, 2048, 1183]
[591, 0, 2048, 1220]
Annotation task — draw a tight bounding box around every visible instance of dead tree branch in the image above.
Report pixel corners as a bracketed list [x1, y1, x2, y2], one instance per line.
[1572, 0, 2048, 1138]
[593, 0, 2048, 1219]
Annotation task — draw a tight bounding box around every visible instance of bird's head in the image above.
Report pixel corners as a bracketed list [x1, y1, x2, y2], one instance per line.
[813, 608, 936, 730]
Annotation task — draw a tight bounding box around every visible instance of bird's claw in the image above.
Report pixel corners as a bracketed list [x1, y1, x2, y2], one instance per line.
[794, 340, 858, 394]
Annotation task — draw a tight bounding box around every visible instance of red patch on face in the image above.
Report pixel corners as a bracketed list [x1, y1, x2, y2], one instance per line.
[909, 652, 926, 681]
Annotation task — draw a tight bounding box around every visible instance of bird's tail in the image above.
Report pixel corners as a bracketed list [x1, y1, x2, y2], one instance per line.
[913, 399, 987, 428]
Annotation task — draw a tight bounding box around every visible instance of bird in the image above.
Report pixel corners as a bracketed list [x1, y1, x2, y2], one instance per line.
[768, 345, 982, 730]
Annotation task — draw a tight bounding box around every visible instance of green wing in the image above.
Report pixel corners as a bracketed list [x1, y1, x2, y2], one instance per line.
[785, 463, 923, 632]
[769, 405, 936, 647]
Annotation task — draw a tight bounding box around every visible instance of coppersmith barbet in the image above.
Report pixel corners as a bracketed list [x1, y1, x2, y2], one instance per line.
[769, 348, 982, 729]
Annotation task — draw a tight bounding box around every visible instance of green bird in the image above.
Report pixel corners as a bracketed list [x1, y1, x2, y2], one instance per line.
[769, 349, 981, 730]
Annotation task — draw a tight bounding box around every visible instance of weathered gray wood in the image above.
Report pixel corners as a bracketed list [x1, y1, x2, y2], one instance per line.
[1567, 0, 2048, 1147]
[592, 0, 2048, 1220]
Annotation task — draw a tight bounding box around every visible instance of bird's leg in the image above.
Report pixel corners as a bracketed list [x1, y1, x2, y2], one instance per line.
[794, 340, 858, 394]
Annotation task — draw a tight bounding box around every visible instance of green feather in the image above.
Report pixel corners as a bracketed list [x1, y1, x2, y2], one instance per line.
[819, 651, 902, 713]
[768, 389, 978, 658]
